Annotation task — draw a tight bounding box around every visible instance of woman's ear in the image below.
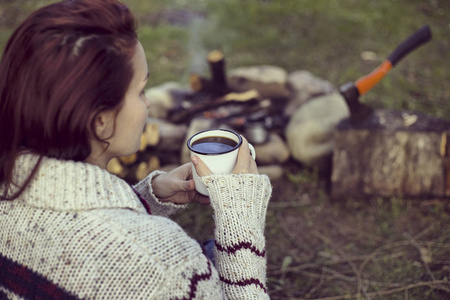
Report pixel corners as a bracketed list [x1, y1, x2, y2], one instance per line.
[94, 110, 115, 139]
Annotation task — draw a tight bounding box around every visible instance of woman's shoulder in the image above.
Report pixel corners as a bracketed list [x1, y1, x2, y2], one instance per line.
[1, 200, 218, 299]
[73, 208, 220, 298]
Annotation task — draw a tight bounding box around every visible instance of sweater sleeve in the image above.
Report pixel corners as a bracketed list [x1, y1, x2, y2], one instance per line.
[200, 173, 272, 299]
[132, 170, 188, 217]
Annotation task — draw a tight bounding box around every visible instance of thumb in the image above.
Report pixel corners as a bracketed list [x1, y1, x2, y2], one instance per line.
[167, 178, 195, 194]
[182, 179, 196, 192]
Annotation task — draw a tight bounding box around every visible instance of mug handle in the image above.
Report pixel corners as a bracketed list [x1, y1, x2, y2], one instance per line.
[248, 143, 256, 160]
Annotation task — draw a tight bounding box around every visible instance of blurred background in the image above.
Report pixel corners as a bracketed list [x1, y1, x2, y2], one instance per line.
[1, 1, 450, 299]
[1, 0, 449, 117]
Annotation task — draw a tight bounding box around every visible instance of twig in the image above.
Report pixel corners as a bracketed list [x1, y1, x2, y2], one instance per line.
[312, 230, 369, 300]
[293, 267, 404, 288]
[358, 240, 413, 277]
[413, 221, 439, 240]
[305, 266, 327, 298]
[269, 201, 311, 208]
[329, 219, 384, 244]
[404, 233, 435, 281]
[269, 251, 406, 275]
[359, 239, 450, 281]
[276, 211, 314, 258]
[289, 279, 449, 300]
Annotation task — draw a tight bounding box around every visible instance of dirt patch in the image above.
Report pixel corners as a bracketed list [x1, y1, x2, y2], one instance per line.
[266, 166, 450, 299]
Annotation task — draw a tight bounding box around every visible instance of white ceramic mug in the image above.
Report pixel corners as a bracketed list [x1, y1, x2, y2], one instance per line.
[187, 128, 256, 196]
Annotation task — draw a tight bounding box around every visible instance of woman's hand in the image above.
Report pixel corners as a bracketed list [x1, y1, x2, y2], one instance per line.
[192, 136, 258, 177]
[151, 163, 210, 205]
[232, 136, 258, 175]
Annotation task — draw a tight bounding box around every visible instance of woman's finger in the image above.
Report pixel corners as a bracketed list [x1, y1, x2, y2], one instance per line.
[191, 155, 212, 177]
[190, 191, 211, 205]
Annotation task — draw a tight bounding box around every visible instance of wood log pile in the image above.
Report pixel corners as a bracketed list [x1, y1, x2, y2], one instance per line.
[107, 50, 450, 199]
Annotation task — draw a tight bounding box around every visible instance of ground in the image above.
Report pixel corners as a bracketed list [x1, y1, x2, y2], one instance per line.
[174, 160, 450, 299]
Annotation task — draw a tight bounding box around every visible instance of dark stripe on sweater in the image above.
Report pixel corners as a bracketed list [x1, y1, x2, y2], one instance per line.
[220, 276, 268, 294]
[215, 240, 266, 257]
[0, 254, 79, 300]
[131, 186, 152, 215]
[172, 259, 212, 300]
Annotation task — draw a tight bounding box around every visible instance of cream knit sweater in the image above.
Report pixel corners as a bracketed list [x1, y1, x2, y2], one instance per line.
[0, 154, 272, 299]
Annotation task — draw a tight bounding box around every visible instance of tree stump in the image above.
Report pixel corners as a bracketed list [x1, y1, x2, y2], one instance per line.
[331, 109, 450, 199]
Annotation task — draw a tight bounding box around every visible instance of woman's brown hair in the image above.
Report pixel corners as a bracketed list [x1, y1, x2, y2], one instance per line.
[0, 0, 138, 200]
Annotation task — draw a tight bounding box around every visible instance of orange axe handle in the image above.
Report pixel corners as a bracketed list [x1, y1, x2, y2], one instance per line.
[354, 25, 431, 97]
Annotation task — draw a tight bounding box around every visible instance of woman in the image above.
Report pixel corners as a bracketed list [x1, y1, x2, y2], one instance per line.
[0, 0, 272, 299]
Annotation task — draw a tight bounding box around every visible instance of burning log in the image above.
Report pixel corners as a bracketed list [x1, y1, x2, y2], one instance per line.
[168, 89, 261, 123]
[189, 50, 229, 95]
[208, 50, 228, 88]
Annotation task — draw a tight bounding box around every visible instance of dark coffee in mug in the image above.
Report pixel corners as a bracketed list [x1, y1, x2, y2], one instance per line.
[191, 136, 237, 154]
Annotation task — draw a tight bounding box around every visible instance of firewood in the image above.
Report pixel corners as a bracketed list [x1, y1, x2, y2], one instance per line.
[107, 157, 128, 178]
[142, 122, 160, 149]
[168, 89, 261, 123]
[189, 73, 228, 95]
[128, 156, 161, 182]
[147, 155, 161, 172]
[119, 153, 138, 166]
[146, 118, 187, 152]
[189, 50, 229, 95]
[207, 50, 227, 87]
[135, 161, 150, 182]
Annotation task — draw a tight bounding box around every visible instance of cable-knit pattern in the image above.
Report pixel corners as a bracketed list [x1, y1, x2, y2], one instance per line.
[0, 154, 272, 299]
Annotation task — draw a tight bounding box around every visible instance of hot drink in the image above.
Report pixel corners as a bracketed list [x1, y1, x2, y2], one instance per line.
[187, 128, 256, 195]
[191, 136, 237, 154]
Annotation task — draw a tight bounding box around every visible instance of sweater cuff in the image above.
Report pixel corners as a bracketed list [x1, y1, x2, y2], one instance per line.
[201, 173, 271, 217]
[200, 173, 271, 241]
[200, 173, 272, 298]
[133, 170, 188, 217]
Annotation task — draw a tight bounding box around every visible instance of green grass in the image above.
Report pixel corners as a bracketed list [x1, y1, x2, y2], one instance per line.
[3, 0, 448, 119]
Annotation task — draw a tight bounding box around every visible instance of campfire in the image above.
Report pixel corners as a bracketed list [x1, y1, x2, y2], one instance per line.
[107, 25, 450, 200]
[107, 49, 295, 183]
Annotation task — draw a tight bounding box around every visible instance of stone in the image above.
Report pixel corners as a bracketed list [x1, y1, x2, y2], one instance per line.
[285, 70, 335, 116]
[145, 82, 191, 119]
[253, 133, 290, 165]
[285, 92, 350, 170]
[257, 165, 284, 181]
